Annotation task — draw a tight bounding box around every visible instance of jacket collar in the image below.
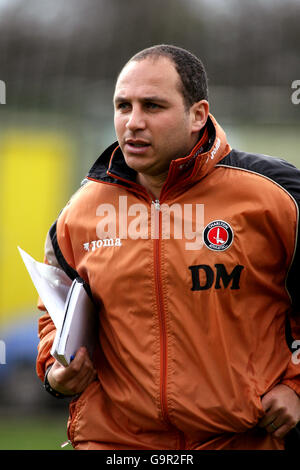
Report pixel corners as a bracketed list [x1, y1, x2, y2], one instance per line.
[87, 114, 231, 194]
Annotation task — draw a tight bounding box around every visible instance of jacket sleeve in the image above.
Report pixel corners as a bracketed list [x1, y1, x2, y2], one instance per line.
[280, 274, 300, 395]
[279, 174, 300, 396]
[260, 157, 300, 397]
[280, 313, 300, 396]
[36, 219, 80, 381]
[217, 150, 300, 397]
[36, 230, 62, 381]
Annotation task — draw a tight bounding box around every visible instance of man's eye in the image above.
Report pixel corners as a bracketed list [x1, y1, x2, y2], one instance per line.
[145, 102, 160, 109]
[117, 102, 130, 111]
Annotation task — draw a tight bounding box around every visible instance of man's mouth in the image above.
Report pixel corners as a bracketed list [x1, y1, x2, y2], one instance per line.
[125, 139, 151, 146]
[130, 143, 148, 147]
[124, 139, 151, 154]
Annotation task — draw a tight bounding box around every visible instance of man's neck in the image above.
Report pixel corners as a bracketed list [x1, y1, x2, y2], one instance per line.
[135, 130, 207, 199]
[136, 172, 168, 200]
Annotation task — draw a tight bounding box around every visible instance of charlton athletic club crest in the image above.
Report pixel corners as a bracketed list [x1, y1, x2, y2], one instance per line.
[203, 220, 233, 251]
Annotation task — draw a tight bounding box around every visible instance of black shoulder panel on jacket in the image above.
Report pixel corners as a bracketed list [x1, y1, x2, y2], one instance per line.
[49, 221, 79, 281]
[218, 149, 300, 204]
[217, 149, 300, 324]
[49, 221, 95, 301]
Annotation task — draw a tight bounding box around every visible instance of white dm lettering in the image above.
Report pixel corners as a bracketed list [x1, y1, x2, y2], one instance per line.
[83, 238, 122, 252]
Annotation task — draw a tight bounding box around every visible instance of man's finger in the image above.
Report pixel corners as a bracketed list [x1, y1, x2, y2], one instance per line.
[64, 358, 98, 394]
[67, 347, 93, 373]
[48, 346, 96, 395]
[258, 412, 277, 429]
[260, 391, 276, 413]
[265, 418, 282, 433]
[69, 346, 88, 366]
[272, 422, 295, 439]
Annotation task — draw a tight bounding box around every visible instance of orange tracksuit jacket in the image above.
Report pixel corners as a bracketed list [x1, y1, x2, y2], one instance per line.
[36, 114, 300, 450]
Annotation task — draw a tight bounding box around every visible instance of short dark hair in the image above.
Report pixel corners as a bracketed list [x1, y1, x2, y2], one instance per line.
[128, 44, 208, 109]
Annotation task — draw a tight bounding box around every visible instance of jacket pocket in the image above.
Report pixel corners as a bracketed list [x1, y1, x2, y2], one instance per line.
[67, 396, 80, 446]
[67, 380, 100, 447]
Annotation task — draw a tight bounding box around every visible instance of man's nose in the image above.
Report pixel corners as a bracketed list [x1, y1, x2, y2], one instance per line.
[126, 107, 146, 131]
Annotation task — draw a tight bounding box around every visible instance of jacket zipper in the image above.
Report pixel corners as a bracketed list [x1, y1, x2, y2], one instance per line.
[152, 199, 186, 450]
[152, 199, 169, 425]
[89, 171, 186, 447]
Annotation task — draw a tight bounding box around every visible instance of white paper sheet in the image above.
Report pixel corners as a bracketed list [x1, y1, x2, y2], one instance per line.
[18, 246, 72, 330]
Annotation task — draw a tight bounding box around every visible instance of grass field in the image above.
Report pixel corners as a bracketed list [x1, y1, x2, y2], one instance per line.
[0, 414, 72, 450]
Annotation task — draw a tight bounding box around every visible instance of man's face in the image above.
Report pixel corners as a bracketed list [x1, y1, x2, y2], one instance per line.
[113, 57, 200, 179]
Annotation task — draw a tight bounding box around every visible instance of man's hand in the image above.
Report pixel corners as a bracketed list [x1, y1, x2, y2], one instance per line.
[258, 384, 300, 439]
[47, 347, 98, 396]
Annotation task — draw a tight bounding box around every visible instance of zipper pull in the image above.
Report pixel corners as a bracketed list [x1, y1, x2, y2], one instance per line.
[151, 199, 161, 240]
[152, 199, 161, 211]
[61, 440, 72, 448]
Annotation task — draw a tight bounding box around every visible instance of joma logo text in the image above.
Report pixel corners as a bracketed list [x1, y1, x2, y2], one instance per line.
[83, 238, 122, 252]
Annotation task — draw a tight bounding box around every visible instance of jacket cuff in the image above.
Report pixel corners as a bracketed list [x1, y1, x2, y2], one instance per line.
[280, 379, 300, 397]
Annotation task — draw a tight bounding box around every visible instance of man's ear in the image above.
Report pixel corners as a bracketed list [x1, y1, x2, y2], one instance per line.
[191, 100, 209, 133]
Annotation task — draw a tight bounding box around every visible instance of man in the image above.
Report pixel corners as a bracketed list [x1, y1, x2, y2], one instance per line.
[36, 45, 300, 450]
